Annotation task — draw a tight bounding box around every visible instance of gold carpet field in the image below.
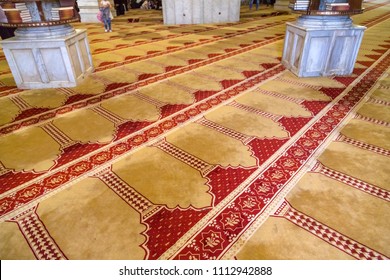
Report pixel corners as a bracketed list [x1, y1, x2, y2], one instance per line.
[0, 2, 389, 260]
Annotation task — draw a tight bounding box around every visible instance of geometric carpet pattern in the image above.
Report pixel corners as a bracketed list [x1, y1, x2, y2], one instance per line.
[0, 2, 389, 259]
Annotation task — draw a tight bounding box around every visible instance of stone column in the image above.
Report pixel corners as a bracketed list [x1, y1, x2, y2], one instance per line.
[162, 0, 241, 25]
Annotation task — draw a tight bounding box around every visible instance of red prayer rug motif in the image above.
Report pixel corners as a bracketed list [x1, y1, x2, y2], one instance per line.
[0, 63, 285, 218]
[0, 18, 294, 133]
[1, 5, 390, 260]
[165, 52, 390, 260]
[9, 206, 67, 260]
[272, 201, 387, 260]
[1, 52, 390, 261]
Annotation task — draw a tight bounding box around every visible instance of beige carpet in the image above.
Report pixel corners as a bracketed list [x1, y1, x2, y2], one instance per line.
[0, 2, 389, 260]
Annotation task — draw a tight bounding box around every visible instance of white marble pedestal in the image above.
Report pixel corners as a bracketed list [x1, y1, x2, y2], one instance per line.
[281, 16, 366, 77]
[0, 26, 93, 89]
[162, 0, 241, 25]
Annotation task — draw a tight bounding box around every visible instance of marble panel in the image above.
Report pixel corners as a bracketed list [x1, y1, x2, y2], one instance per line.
[11, 49, 41, 83]
[40, 48, 69, 82]
[162, 0, 240, 25]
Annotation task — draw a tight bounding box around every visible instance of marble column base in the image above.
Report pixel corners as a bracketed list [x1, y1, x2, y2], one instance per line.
[281, 16, 366, 77]
[0, 28, 94, 89]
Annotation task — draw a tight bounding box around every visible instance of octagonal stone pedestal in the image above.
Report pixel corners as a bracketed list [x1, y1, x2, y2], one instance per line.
[0, 25, 93, 89]
[281, 15, 366, 77]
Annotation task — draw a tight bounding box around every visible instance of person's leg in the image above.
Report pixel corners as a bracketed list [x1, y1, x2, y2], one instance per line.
[108, 18, 112, 31]
[249, 0, 253, 9]
[256, 0, 259, 9]
[103, 18, 107, 31]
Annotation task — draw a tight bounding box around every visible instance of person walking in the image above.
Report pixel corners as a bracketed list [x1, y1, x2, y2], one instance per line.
[249, 0, 259, 10]
[100, 0, 112, 32]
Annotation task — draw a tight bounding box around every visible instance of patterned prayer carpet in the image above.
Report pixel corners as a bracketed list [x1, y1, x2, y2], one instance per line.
[0, 2, 389, 260]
